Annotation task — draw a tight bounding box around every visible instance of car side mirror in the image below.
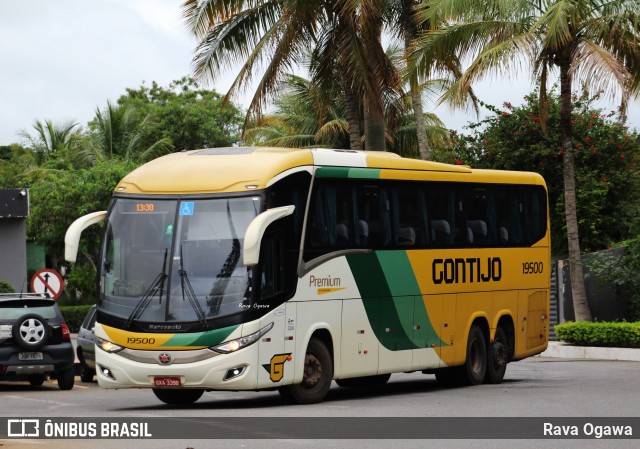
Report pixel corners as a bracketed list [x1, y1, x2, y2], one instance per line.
[243, 205, 294, 266]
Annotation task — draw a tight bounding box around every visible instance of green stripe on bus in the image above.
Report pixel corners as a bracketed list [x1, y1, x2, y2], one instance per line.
[346, 253, 417, 351]
[161, 324, 238, 348]
[315, 167, 381, 179]
[376, 251, 445, 348]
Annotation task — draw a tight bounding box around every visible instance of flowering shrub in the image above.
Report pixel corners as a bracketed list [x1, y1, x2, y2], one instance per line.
[443, 91, 640, 255]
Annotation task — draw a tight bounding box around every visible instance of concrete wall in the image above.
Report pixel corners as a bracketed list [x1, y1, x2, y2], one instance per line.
[0, 219, 28, 291]
[0, 188, 29, 291]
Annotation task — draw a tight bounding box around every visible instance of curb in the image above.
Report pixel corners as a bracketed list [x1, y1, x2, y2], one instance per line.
[539, 341, 640, 362]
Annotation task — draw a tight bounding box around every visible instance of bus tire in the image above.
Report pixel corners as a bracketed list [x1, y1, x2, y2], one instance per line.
[152, 388, 204, 405]
[485, 327, 509, 384]
[335, 373, 391, 388]
[279, 338, 332, 404]
[454, 324, 487, 386]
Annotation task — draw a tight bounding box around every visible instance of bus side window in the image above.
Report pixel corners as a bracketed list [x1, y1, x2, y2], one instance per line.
[391, 185, 423, 246]
[355, 183, 391, 248]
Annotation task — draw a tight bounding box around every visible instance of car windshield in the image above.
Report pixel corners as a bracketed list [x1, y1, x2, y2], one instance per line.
[100, 197, 262, 324]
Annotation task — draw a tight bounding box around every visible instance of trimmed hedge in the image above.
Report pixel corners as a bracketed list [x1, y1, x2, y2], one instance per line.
[59, 305, 93, 333]
[555, 321, 640, 348]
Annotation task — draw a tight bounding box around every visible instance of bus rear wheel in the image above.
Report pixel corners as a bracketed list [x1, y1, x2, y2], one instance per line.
[454, 324, 487, 386]
[279, 338, 332, 404]
[485, 327, 509, 384]
[153, 388, 204, 405]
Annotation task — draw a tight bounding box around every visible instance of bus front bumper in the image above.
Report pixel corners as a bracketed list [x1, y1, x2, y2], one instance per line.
[95, 345, 259, 390]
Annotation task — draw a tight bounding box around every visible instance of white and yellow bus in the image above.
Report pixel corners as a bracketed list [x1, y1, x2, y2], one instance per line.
[65, 147, 550, 404]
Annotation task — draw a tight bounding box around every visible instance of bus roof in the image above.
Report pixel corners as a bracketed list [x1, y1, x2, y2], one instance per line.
[114, 147, 544, 194]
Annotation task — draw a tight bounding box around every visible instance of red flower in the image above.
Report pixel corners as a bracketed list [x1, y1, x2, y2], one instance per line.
[585, 137, 591, 142]
[575, 144, 581, 149]
[618, 144, 622, 149]
[602, 177, 607, 182]
[591, 114, 597, 118]
[558, 150, 564, 155]
[620, 154, 625, 159]
[502, 111, 508, 116]
[483, 140, 488, 145]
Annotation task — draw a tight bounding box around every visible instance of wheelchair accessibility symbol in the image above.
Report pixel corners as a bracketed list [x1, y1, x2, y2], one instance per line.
[180, 202, 194, 216]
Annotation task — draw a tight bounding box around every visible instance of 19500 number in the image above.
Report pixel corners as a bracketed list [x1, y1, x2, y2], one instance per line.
[522, 262, 544, 274]
[127, 337, 156, 345]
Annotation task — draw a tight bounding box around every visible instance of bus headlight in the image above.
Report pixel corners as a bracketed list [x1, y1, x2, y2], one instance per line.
[210, 322, 274, 354]
[96, 336, 124, 353]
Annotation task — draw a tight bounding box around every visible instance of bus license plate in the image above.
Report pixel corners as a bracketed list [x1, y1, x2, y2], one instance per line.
[153, 376, 181, 387]
[19, 352, 44, 361]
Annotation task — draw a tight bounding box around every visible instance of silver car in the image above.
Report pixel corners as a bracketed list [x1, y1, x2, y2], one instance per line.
[76, 305, 96, 382]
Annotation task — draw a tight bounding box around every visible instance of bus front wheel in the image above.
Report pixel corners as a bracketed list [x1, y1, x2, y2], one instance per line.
[153, 388, 204, 405]
[279, 338, 332, 404]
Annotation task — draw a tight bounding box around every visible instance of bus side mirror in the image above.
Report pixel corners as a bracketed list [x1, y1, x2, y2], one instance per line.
[243, 205, 295, 266]
[64, 211, 108, 263]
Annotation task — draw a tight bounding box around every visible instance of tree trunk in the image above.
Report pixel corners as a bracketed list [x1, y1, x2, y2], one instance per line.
[364, 93, 386, 151]
[340, 73, 362, 151]
[559, 56, 592, 321]
[361, 6, 386, 151]
[402, 0, 430, 160]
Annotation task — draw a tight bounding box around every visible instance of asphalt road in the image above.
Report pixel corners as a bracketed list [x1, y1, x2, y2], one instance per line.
[1, 357, 639, 449]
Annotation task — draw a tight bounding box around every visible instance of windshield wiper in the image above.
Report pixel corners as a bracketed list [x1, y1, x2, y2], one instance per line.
[124, 248, 168, 330]
[179, 245, 208, 328]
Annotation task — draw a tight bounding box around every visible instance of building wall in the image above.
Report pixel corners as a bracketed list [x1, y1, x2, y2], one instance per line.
[0, 219, 28, 291]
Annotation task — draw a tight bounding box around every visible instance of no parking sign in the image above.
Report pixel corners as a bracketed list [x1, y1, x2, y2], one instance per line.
[30, 269, 64, 300]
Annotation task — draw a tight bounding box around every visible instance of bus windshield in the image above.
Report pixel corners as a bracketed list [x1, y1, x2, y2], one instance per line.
[100, 196, 262, 325]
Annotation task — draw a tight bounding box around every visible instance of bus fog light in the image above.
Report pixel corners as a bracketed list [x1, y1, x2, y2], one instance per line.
[223, 366, 246, 381]
[98, 364, 116, 381]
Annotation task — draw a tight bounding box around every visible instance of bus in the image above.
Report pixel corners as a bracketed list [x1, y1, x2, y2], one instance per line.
[64, 147, 550, 404]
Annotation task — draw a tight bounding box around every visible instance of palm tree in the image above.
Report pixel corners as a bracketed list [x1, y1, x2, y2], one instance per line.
[89, 101, 174, 162]
[19, 119, 81, 164]
[412, 0, 640, 321]
[181, 0, 397, 151]
[244, 74, 351, 148]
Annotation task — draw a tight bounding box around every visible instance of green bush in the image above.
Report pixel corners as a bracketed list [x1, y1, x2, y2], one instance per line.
[555, 321, 640, 348]
[59, 305, 93, 333]
[0, 280, 15, 293]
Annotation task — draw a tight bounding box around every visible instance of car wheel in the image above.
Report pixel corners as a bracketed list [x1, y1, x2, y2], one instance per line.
[57, 368, 75, 390]
[12, 314, 51, 350]
[80, 364, 95, 383]
[29, 374, 46, 387]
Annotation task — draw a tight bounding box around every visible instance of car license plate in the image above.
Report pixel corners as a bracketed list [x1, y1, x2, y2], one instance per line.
[19, 352, 44, 361]
[153, 376, 181, 387]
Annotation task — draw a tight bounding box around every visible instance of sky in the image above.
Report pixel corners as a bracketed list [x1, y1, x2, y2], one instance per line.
[1, 0, 639, 147]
